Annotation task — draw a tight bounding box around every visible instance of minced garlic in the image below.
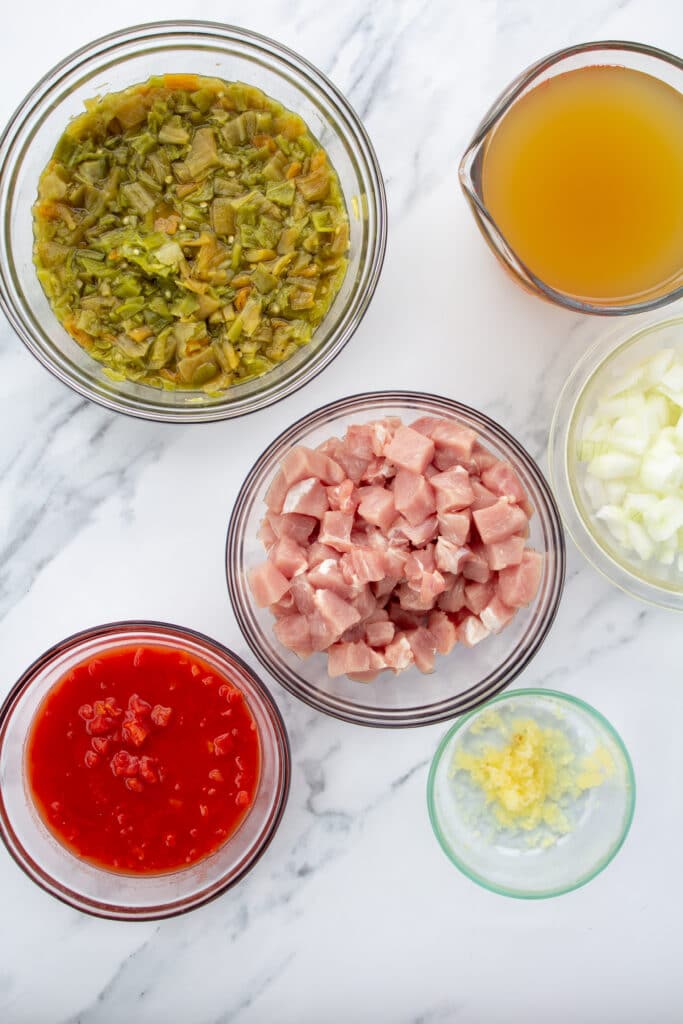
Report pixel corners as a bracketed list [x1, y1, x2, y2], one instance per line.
[453, 717, 613, 837]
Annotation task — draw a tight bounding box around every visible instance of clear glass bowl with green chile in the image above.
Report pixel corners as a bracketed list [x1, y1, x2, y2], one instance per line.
[33, 74, 350, 392]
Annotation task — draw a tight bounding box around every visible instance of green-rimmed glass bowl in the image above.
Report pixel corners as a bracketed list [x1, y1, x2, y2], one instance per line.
[427, 689, 635, 899]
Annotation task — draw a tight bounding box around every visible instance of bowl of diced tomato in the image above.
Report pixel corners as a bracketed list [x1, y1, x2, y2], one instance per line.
[0, 621, 290, 919]
[226, 391, 566, 728]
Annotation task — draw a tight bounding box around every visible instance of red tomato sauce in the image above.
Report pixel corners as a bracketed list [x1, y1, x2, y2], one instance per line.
[26, 644, 261, 874]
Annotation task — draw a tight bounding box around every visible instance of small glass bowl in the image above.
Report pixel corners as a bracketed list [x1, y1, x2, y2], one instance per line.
[549, 315, 683, 611]
[459, 41, 683, 315]
[0, 21, 386, 422]
[0, 621, 291, 920]
[427, 689, 635, 899]
[226, 391, 566, 728]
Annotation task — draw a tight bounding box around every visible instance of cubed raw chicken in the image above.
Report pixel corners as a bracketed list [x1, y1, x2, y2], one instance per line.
[457, 615, 491, 647]
[393, 469, 436, 526]
[384, 426, 435, 474]
[318, 511, 355, 552]
[307, 559, 356, 600]
[283, 478, 329, 518]
[307, 542, 339, 567]
[272, 536, 308, 578]
[268, 512, 317, 544]
[281, 445, 346, 486]
[327, 479, 359, 515]
[464, 580, 496, 615]
[357, 485, 397, 532]
[485, 534, 526, 571]
[470, 479, 498, 510]
[265, 471, 289, 513]
[482, 461, 527, 505]
[393, 515, 439, 546]
[327, 640, 384, 678]
[435, 537, 471, 574]
[317, 437, 368, 483]
[273, 614, 312, 659]
[437, 510, 471, 546]
[312, 589, 361, 647]
[249, 561, 290, 607]
[290, 576, 317, 615]
[406, 627, 437, 673]
[429, 420, 477, 462]
[431, 466, 474, 512]
[437, 575, 467, 613]
[365, 620, 396, 647]
[428, 610, 458, 655]
[498, 550, 543, 608]
[341, 547, 387, 585]
[480, 594, 516, 633]
[384, 633, 414, 672]
[462, 543, 491, 583]
[472, 498, 529, 544]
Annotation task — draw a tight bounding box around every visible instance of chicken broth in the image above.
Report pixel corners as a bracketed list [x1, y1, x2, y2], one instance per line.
[481, 65, 683, 305]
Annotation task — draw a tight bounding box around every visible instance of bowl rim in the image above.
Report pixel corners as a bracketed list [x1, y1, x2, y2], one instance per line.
[0, 619, 291, 921]
[459, 39, 683, 317]
[426, 687, 636, 900]
[0, 19, 388, 423]
[226, 389, 567, 728]
[548, 314, 683, 612]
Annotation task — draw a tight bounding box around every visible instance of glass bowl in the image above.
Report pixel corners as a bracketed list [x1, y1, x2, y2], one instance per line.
[0, 621, 291, 920]
[549, 315, 683, 611]
[226, 391, 566, 728]
[427, 689, 635, 899]
[0, 21, 387, 422]
[459, 41, 683, 315]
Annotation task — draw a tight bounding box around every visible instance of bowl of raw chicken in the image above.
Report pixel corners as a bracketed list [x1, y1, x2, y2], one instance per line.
[226, 391, 565, 727]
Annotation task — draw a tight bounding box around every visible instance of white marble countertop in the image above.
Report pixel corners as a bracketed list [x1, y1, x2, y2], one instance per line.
[2, 1, 683, 1021]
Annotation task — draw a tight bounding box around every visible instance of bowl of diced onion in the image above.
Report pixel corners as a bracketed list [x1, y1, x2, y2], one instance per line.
[549, 316, 683, 611]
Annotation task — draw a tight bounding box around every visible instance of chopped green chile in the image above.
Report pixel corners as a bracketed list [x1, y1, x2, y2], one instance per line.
[33, 74, 350, 392]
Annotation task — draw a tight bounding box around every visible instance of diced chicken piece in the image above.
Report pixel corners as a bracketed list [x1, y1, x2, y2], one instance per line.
[372, 576, 402, 601]
[326, 479, 359, 515]
[341, 547, 387, 585]
[410, 415, 445, 437]
[470, 479, 498, 510]
[283, 478, 329, 518]
[249, 561, 290, 607]
[437, 510, 471, 546]
[435, 537, 471, 575]
[318, 511, 355, 552]
[352, 585, 378, 621]
[457, 615, 491, 647]
[345, 421, 398, 462]
[309, 612, 339, 652]
[340, 623, 367, 643]
[272, 536, 308, 578]
[428, 610, 459, 655]
[268, 512, 317, 544]
[273, 614, 312, 659]
[397, 582, 439, 612]
[307, 542, 339, 567]
[393, 515, 439, 546]
[393, 469, 436, 526]
[290, 576, 316, 615]
[265, 471, 288, 513]
[384, 425, 435, 474]
[317, 437, 369, 483]
[482, 461, 528, 505]
[406, 627, 437, 673]
[498, 550, 543, 608]
[485, 534, 526, 571]
[480, 594, 516, 633]
[472, 498, 529, 544]
[270, 592, 295, 618]
[404, 545, 435, 577]
[464, 580, 496, 615]
[311, 589, 361, 648]
[281, 445, 345, 486]
[362, 457, 397, 485]
[257, 518, 277, 550]
[437, 575, 467, 613]
[307, 559, 356, 600]
[462, 543, 492, 583]
[327, 640, 383, 678]
[433, 448, 462, 472]
[357, 485, 397, 532]
[365, 620, 396, 648]
[471, 442, 499, 474]
[431, 466, 474, 512]
[430, 420, 477, 462]
[388, 604, 424, 630]
[384, 633, 414, 673]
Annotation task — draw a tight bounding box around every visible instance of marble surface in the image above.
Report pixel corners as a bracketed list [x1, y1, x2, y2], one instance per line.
[2, 1, 683, 1021]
